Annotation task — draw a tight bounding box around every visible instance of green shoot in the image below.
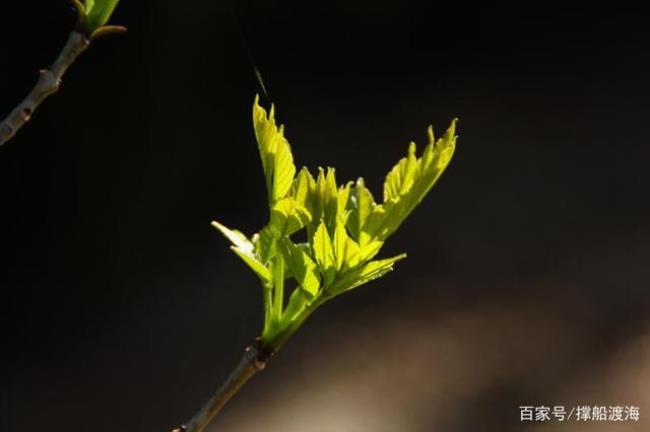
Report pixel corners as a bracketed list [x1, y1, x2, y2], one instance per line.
[212, 96, 457, 352]
[72, 0, 125, 38]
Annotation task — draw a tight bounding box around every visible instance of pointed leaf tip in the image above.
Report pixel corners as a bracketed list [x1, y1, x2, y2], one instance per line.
[445, 118, 458, 139]
[253, 97, 296, 206]
[427, 125, 434, 144]
[212, 220, 253, 253]
[212, 220, 271, 284]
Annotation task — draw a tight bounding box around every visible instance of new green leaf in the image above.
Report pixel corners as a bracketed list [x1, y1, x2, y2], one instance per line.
[212, 221, 271, 284]
[346, 178, 376, 245]
[253, 96, 296, 206]
[313, 220, 336, 286]
[328, 254, 407, 296]
[281, 240, 320, 297]
[256, 198, 312, 263]
[84, 0, 120, 32]
[270, 198, 312, 237]
[213, 96, 457, 351]
[367, 121, 457, 241]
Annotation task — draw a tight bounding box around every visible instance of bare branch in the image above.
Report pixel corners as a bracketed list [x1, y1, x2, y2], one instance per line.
[0, 31, 89, 147]
[173, 343, 271, 432]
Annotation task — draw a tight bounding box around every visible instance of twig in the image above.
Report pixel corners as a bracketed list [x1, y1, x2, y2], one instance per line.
[173, 342, 272, 432]
[0, 31, 90, 146]
[172, 301, 320, 431]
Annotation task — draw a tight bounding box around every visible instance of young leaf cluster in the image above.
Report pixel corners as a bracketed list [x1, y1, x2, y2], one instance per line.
[213, 96, 457, 350]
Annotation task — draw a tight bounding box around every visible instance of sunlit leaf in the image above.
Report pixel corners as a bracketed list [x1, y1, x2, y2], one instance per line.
[291, 167, 315, 209]
[337, 182, 352, 222]
[256, 198, 312, 263]
[211, 220, 253, 253]
[212, 220, 271, 284]
[384, 141, 418, 202]
[321, 168, 339, 231]
[232, 247, 272, 285]
[303, 167, 339, 234]
[253, 96, 296, 206]
[357, 239, 383, 263]
[367, 120, 457, 241]
[219, 97, 458, 350]
[281, 240, 321, 298]
[328, 253, 407, 296]
[270, 198, 312, 236]
[312, 220, 335, 286]
[346, 178, 376, 244]
[333, 219, 348, 271]
[343, 236, 361, 269]
[255, 228, 277, 264]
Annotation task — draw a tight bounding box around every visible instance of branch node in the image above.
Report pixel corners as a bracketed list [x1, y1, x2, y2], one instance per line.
[252, 337, 274, 369]
[0, 31, 92, 147]
[178, 341, 274, 432]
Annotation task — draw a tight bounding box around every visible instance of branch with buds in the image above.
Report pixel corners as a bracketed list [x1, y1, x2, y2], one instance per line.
[0, 0, 125, 147]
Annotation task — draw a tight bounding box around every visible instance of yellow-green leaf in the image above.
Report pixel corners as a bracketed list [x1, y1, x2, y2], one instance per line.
[346, 178, 376, 243]
[256, 198, 311, 263]
[291, 167, 315, 209]
[344, 236, 361, 269]
[270, 198, 312, 237]
[231, 247, 272, 285]
[312, 220, 335, 286]
[212, 220, 271, 284]
[383, 141, 418, 202]
[333, 219, 349, 270]
[368, 120, 457, 241]
[281, 240, 320, 297]
[307, 167, 339, 232]
[253, 96, 296, 206]
[358, 239, 383, 263]
[211, 220, 253, 253]
[328, 253, 407, 295]
[337, 182, 352, 221]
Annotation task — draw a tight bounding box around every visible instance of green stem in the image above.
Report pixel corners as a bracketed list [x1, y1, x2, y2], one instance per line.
[272, 256, 285, 321]
[263, 297, 323, 352]
[263, 286, 272, 328]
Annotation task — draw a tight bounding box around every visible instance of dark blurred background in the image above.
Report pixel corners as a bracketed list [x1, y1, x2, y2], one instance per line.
[0, 2, 649, 431]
